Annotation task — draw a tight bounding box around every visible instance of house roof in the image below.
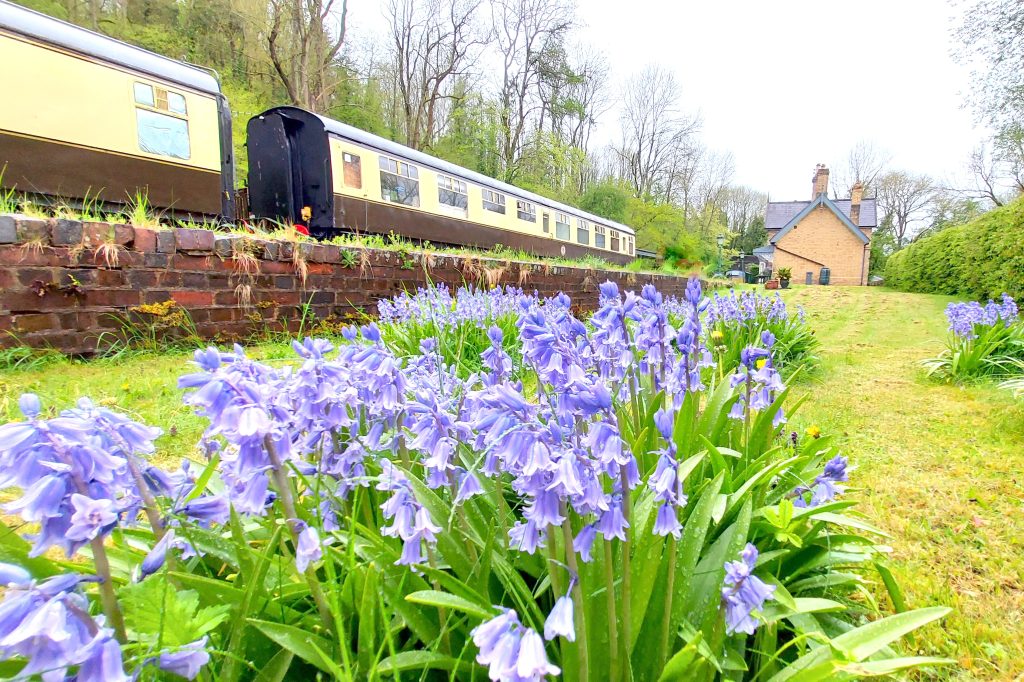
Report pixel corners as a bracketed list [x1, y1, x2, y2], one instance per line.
[768, 193, 870, 245]
[766, 197, 877, 230]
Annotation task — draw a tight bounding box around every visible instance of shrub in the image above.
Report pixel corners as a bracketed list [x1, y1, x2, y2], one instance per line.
[884, 197, 1024, 300]
[0, 281, 949, 681]
[923, 293, 1024, 380]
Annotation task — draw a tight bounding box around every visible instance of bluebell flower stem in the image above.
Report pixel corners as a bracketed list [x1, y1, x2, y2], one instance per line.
[425, 543, 452, 655]
[659, 534, 678, 669]
[90, 537, 128, 643]
[619, 468, 633, 674]
[603, 539, 620, 682]
[560, 514, 588, 682]
[263, 436, 334, 632]
[125, 457, 165, 538]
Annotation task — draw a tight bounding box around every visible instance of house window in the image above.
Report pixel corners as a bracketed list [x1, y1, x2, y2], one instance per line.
[343, 152, 362, 189]
[577, 218, 590, 245]
[482, 189, 506, 214]
[555, 213, 570, 240]
[133, 81, 190, 160]
[379, 156, 420, 207]
[438, 174, 468, 210]
[610, 229, 620, 252]
[516, 200, 536, 222]
[594, 224, 606, 248]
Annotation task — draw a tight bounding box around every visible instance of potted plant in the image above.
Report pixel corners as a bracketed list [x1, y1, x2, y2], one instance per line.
[777, 266, 792, 289]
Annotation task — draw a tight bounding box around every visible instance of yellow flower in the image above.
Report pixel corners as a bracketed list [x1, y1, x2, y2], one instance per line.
[756, 358, 767, 370]
[121, 382, 130, 391]
[710, 330, 724, 341]
[806, 425, 822, 439]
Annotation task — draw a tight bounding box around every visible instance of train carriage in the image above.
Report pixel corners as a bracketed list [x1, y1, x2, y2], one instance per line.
[246, 106, 636, 264]
[0, 0, 234, 219]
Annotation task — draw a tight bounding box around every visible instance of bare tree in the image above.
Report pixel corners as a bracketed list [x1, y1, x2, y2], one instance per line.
[721, 185, 768, 234]
[616, 65, 701, 200]
[876, 170, 936, 248]
[831, 140, 890, 199]
[491, 0, 574, 181]
[267, 0, 349, 111]
[386, 0, 485, 150]
[967, 142, 1006, 206]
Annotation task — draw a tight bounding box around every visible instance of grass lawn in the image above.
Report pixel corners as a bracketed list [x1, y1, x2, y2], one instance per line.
[1, 285, 1021, 678]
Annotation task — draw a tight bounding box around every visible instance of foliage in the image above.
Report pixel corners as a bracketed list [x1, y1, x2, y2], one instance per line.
[922, 294, 1024, 381]
[776, 267, 792, 281]
[0, 281, 951, 681]
[579, 180, 632, 223]
[884, 196, 1024, 300]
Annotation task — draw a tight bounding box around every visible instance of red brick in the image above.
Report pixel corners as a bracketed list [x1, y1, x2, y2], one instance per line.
[170, 290, 215, 307]
[134, 228, 158, 252]
[12, 313, 57, 333]
[82, 289, 141, 307]
[174, 228, 216, 253]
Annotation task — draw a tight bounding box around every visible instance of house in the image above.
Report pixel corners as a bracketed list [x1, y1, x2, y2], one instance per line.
[762, 165, 876, 286]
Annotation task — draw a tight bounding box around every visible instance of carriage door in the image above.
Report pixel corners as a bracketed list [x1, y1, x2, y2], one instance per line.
[543, 213, 550, 235]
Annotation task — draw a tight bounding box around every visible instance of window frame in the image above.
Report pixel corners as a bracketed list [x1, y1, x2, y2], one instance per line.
[610, 229, 620, 252]
[378, 155, 421, 207]
[132, 80, 191, 160]
[555, 212, 571, 240]
[438, 173, 469, 212]
[576, 217, 590, 245]
[594, 224, 606, 249]
[482, 188, 506, 214]
[516, 199, 537, 223]
[342, 151, 363, 189]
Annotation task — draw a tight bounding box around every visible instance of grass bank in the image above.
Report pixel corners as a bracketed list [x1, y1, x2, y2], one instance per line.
[778, 285, 1024, 679]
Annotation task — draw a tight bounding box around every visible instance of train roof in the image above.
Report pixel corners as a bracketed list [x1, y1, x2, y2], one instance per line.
[0, 0, 221, 95]
[258, 106, 636, 237]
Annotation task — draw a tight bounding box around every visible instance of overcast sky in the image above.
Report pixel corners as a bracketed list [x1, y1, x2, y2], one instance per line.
[349, 0, 983, 200]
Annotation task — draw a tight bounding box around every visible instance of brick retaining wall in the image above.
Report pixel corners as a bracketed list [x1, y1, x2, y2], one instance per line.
[0, 215, 694, 355]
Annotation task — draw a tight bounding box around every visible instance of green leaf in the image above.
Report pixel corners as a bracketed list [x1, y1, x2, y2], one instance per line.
[405, 589, 493, 621]
[874, 562, 907, 613]
[248, 619, 343, 677]
[119, 578, 229, 648]
[657, 638, 704, 681]
[839, 656, 955, 676]
[253, 648, 295, 682]
[810, 512, 890, 537]
[832, 607, 951, 661]
[376, 651, 476, 675]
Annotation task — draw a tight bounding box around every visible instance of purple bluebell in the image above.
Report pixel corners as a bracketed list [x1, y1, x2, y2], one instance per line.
[471, 607, 560, 682]
[721, 543, 776, 635]
[157, 636, 210, 679]
[544, 593, 575, 642]
[793, 455, 849, 508]
[295, 523, 322, 573]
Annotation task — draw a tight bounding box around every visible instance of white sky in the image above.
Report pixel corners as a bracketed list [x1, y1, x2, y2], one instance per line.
[349, 0, 984, 200]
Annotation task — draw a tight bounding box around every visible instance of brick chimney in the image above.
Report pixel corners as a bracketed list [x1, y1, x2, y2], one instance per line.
[850, 181, 863, 226]
[811, 164, 830, 198]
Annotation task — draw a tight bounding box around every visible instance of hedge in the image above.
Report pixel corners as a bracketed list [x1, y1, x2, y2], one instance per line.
[884, 196, 1024, 301]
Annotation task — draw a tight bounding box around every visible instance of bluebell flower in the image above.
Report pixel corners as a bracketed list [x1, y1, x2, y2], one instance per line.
[471, 607, 559, 682]
[157, 636, 210, 680]
[544, 593, 575, 642]
[721, 543, 776, 635]
[295, 523, 322, 573]
[66, 494, 118, 542]
[793, 455, 849, 508]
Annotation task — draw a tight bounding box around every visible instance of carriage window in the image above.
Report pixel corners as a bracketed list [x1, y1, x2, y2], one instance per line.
[134, 81, 190, 160]
[438, 174, 468, 210]
[627, 235, 634, 255]
[379, 156, 420, 207]
[610, 229, 620, 252]
[482, 189, 506, 214]
[516, 200, 536, 222]
[343, 152, 362, 189]
[133, 83, 155, 106]
[555, 213, 570, 240]
[594, 224, 606, 249]
[168, 92, 187, 115]
[136, 109, 190, 159]
[577, 218, 590, 245]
